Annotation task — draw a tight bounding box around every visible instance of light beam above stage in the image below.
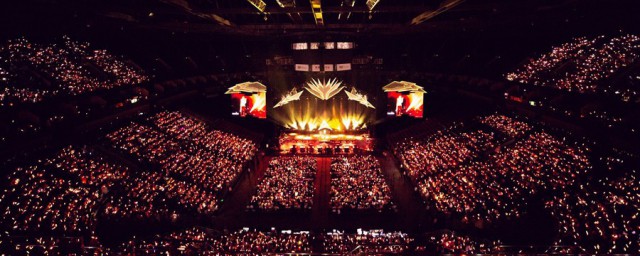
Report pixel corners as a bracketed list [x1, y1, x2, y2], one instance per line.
[272, 78, 373, 132]
[274, 88, 304, 108]
[345, 88, 375, 109]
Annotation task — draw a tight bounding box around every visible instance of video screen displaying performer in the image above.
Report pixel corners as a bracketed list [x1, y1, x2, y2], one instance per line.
[231, 92, 267, 119]
[387, 91, 423, 118]
[226, 81, 267, 119]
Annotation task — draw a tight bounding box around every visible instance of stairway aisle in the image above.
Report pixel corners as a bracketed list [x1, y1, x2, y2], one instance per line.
[312, 157, 332, 227]
[379, 153, 432, 231]
[217, 156, 270, 218]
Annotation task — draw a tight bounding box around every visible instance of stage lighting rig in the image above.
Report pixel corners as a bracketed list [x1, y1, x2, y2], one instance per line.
[276, 0, 296, 8]
[343, 0, 356, 6]
[338, 0, 356, 20]
[411, 0, 464, 25]
[310, 0, 324, 25]
[366, 0, 381, 11]
[247, 0, 267, 12]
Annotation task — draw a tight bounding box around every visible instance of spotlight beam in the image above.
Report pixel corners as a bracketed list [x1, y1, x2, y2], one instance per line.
[276, 0, 303, 23]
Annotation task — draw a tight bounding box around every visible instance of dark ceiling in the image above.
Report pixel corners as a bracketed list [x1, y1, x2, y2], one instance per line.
[1, 0, 638, 38]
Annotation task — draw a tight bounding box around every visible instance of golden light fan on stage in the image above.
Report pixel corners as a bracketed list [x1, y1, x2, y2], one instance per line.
[304, 78, 345, 100]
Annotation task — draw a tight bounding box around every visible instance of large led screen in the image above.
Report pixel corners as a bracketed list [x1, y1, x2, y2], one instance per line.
[231, 92, 266, 119]
[387, 91, 423, 118]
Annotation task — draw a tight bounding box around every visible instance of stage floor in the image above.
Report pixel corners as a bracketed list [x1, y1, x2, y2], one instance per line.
[278, 131, 374, 155]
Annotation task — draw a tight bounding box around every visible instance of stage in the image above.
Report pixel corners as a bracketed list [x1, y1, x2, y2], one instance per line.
[278, 129, 374, 155]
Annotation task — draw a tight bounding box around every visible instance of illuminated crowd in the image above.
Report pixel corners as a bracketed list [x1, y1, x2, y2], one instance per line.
[248, 156, 317, 211]
[0, 146, 164, 235]
[46, 147, 172, 219]
[0, 235, 103, 255]
[115, 227, 212, 255]
[0, 37, 148, 106]
[478, 114, 531, 137]
[1, 164, 100, 235]
[0, 226, 520, 255]
[505, 36, 596, 89]
[115, 227, 415, 254]
[115, 227, 310, 254]
[426, 232, 502, 254]
[106, 123, 216, 213]
[506, 34, 640, 94]
[544, 171, 639, 253]
[0, 108, 636, 254]
[330, 155, 394, 212]
[394, 128, 498, 180]
[210, 229, 311, 254]
[321, 230, 413, 254]
[149, 111, 257, 192]
[63, 39, 147, 87]
[394, 118, 591, 222]
[106, 111, 257, 213]
[100, 171, 174, 219]
[0, 111, 259, 239]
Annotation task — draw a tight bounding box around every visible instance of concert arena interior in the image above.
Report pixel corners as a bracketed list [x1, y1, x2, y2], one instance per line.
[1, 0, 639, 255]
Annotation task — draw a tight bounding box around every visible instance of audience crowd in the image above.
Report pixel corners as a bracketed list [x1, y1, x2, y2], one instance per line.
[506, 34, 640, 95]
[330, 155, 393, 212]
[248, 156, 317, 211]
[322, 230, 413, 254]
[115, 227, 310, 254]
[114, 226, 213, 255]
[0, 146, 164, 235]
[1, 164, 100, 234]
[426, 232, 502, 254]
[100, 171, 174, 219]
[392, 115, 638, 253]
[0, 111, 258, 242]
[394, 118, 591, 222]
[479, 114, 531, 137]
[106, 111, 257, 213]
[115, 227, 416, 255]
[1, 110, 636, 254]
[0, 37, 147, 105]
[107, 123, 219, 213]
[544, 172, 639, 253]
[210, 229, 311, 254]
[0, 235, 103, 255]
[394, 128, 498, 180]
[506, 36, 595, 90]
